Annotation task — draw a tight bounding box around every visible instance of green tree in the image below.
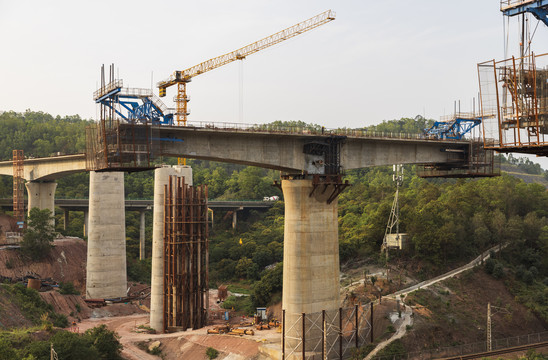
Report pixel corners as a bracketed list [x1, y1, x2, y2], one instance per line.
[84, 324, 123, 359]
[21, 208, 57, 261]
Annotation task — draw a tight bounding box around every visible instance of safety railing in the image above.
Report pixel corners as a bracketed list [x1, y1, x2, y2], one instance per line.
[179, 121, 463, 142]
[500, 0, 537, 11]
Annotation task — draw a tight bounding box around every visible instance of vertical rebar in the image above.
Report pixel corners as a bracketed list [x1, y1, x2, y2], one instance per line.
[339, 307, 343, 360]
[282, 309, 285, 360]
[370, 303, 374, 343]
[302, 313, 306, 360]
[355, 304, 359, 349]
[322, 310, 326, 360]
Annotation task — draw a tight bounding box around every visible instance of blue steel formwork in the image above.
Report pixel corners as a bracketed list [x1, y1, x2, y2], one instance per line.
[93, 80, 174, 126]
[501, 0, 548, 26]
[425, 116, 482, 140]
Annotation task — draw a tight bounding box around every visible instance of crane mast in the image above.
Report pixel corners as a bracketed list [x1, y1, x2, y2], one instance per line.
[157, 9, 336, 126]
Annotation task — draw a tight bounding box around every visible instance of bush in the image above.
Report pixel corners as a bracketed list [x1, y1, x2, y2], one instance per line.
[84, 324, 123, 359]
[221, 295, 254, 315]
[59, 282, 80, 295]
[0, 338, 17, 360]
[206, 347, 219, 359]
[484, 258, 495, 274]
[493, 263, 505, 279]
[50, 312, 68, 328]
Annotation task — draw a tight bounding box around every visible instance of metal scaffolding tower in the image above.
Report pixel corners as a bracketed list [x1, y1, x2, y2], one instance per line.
[163, 175, 209, 332]
[12, 150, 24, 230]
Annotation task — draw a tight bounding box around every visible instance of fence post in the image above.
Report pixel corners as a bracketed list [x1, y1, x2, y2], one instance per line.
[370, 302, 374, 343]
[302, 313, 306, 360]
[282, 310, 285, 360]
[339, 307, 343, 360]
[355, 304, 359, 349]
[322, 310, 326, 360]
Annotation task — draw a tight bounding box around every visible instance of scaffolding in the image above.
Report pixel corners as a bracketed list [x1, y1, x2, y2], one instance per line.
[163, 175, 209, 332]
[478, 52, 548, 154]
[12, 150, 24, 229]
[418, 140, 501, 178]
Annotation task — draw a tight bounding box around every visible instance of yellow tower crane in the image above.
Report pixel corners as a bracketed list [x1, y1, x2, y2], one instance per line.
[157, 9, 336, 127]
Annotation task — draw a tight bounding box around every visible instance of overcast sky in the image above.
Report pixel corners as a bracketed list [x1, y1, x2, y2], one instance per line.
[1, 0, 548, 163]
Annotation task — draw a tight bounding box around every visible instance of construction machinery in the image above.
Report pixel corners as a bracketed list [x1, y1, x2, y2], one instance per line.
[157, 10, 336, 126]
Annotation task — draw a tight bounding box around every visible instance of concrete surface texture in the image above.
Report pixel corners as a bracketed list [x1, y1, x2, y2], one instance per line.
[158, 127, 467, 173]
[86, 171, 127, 299]
[281, 179, 340, 350]
[25, 181, 57, 219]
[150, 165, 193, 332]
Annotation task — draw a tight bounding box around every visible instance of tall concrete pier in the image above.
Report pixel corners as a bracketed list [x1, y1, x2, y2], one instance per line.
[150, 165, 193, 332]
[85, 171, 127, 299]
[25, 181, 57, 217]
[282, 178, 340, 350]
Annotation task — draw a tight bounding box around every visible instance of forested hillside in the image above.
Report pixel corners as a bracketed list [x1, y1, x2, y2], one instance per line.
[0, 111, 546, 322]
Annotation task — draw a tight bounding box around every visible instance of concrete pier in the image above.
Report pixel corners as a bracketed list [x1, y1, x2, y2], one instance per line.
[281, 178, 340, 351]
[150, 165, 192, 332]
[25, 181, 57, 219]
[85, 171, 127, 299]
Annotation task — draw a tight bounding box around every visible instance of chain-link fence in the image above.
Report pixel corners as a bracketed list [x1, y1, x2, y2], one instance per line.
[282, 303, 373, 360]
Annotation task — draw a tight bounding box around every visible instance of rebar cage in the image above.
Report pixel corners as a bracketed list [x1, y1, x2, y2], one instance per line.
[478, 52, 548, 153]
[163, 175, 209, 332]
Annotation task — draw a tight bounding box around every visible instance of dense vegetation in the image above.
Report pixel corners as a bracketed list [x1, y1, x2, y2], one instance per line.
[0, 283, 68, 328]
[0, 323, 122, 360]
[1, 110, 547, 321]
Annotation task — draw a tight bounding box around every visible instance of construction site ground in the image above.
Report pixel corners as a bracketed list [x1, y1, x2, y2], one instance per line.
[1, 237, 547, 359]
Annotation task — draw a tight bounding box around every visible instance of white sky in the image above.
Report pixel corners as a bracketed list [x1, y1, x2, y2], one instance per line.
[1, 0, 548, 165]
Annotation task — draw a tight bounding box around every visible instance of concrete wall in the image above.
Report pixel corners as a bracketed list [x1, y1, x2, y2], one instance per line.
[86, 171, 127, 299]
[150, 165, 193, 332]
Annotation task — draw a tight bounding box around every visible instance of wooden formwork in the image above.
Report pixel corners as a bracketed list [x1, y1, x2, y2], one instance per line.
[163, 175, 209, 332]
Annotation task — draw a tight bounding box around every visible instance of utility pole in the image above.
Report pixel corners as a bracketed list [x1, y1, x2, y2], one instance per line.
[487, 302, 510, 352]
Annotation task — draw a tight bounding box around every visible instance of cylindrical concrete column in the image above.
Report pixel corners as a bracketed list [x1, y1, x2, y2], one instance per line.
[83, 210, 89, 237]
[232, 210, 238, 229]
[150, 165, 192, 332]
[25, 181, 57, 222]
[86, 171, 127, 299]
[63, 209, 69, 231]
[139, 210, 146, 261]
[282, 178, 340, 352]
